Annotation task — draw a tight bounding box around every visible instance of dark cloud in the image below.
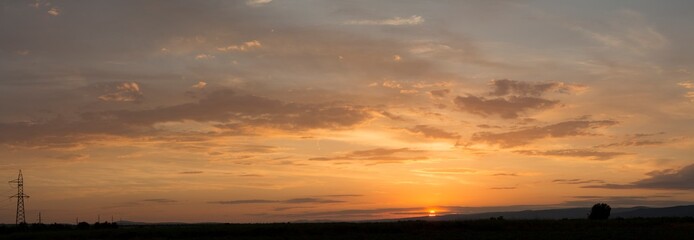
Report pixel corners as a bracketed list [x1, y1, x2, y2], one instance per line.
[143, 198, 178, 203]
[210, 199, 276, 205]
[490, 186, 517, 190]
[318, 194, 363, 198]
[283, 198, 344, 204]
[210, 197, 344, 205]
[49, 153, 89, 161]
[281, 207, 424, 219]
[273, 206, 314, 212]
[309, 148, 428, 163]
[561, 195, 690, 207]
[407, 125, 460, 139]
[493, 173, 518, 177]
[239, 174, 263, 177]
[429, 89, 451, 98]
[552, 179, 605, 185]
[453, 79, 585, 119]
[454, 95, 559, 119]
[0, 90, 374, 148]
[95, 82, 143, 102]
[583, 163, 694, 190]
[489, 79, 582, 97]
[93, 90, 373, 129]
[514, 149, 629, 160]
[594, 140, 667, 148]
[470, 120, 618, 148]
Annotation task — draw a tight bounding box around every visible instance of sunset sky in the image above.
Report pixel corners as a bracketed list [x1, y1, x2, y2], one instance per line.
[1, 0, 693, 223]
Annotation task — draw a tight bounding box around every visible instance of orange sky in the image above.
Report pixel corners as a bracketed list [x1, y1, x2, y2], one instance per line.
[1, 0, 693, 223]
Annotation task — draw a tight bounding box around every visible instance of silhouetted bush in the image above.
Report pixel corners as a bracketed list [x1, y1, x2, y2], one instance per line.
[77, 222, 90, 230]
[588, 203, 611, 220]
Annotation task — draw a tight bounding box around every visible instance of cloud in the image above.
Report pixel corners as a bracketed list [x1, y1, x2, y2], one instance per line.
[279, 207, 425, 219]
[318, 194, 363, 198]
[429, 89, 450, 98]
[678, 81, 694, 102]
[143, 198, 178, 203]
[594, 132, 673, 148]
[179, 171, 203, 174]
[309, 148, 428, 163]
[583, 163, 694, 190]
[217, 40, 262, 52]
[470, 120, 618, 148]
[97, 82, 143, 102]
[0, 90, 374, 148]
[561, 195, 689, 207]
[210, 197, 344, 205]
[239, 174, 263, 177]
[454, 79, 586, 118]
[552, 179, 605, 185]
[514, 149, 629, 160]
[283, 198, 344, 204]
[595, 140, 666, 148]
[569, 9, 668, 54]
[47, 7, 60, 16]
[194, 54, 215, 60]
[344, 15, 424, 26]
[49, 153, 90, 161]
[489, 79, 585, 97]
[407, 125, 460, 139]
[210, 199, 276, 205]
[493, 173, 518, 177]
[192, 81, 207, 89]
[246, 0, 272, 7]
[454, 95, 559, 119]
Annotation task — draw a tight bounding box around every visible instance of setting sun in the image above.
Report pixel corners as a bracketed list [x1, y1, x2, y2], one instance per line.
[428, 210, 437, 217]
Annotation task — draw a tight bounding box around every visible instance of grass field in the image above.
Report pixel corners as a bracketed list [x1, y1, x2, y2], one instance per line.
[2, 218, 693, 240]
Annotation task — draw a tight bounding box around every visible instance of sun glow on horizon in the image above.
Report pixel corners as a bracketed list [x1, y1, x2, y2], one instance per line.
[428, 210, 437, 217]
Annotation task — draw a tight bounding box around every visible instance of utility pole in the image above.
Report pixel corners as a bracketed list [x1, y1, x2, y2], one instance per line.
[38, 212, 42, 224]
[9, 170, 29, 225]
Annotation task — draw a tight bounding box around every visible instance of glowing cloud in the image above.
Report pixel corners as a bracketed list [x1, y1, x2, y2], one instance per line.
[246, 0, 272, 7]
[345, 15, 424, 26]
[217, 40, 262, 52]
[47, 7, 60, 16]
[192, 81, 208, 89]
[98, 82, 143, 102]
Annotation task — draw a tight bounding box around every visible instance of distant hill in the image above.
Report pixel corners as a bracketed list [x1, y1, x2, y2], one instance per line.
[401, 205, 694, 221]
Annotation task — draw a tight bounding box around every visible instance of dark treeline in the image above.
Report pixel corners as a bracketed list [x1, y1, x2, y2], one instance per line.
[0, 221, 118, 234]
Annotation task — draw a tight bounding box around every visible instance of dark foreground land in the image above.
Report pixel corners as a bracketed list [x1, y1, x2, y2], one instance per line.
[2, 218, 694, 240]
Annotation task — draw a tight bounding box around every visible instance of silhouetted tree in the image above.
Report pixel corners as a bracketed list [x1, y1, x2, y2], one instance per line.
[77, 221, 90, 230]
[588, 203, 611, 220]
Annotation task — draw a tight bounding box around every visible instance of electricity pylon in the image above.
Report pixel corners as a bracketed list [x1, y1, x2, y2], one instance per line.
[9, 170, 29, 225]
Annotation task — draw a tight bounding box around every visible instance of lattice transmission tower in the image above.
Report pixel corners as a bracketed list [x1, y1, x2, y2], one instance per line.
[9, 170, 29, 225]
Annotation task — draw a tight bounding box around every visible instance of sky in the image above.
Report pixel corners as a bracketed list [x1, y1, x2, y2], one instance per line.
[1, 0, 693, 223]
